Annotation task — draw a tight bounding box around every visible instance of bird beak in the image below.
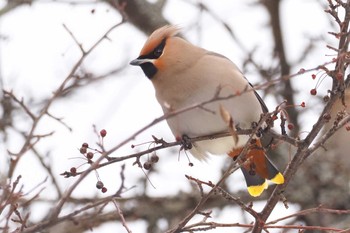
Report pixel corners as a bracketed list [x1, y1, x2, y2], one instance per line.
[130, 58, 154, 66]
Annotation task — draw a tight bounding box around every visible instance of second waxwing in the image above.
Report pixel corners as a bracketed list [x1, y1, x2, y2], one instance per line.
[130, 25, 284, 197]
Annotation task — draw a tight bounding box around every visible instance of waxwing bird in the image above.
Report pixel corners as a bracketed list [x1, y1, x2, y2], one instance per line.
[130, 25, 284, 197]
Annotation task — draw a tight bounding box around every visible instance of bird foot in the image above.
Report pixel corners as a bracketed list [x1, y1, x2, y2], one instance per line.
[180, 134, 192, 150]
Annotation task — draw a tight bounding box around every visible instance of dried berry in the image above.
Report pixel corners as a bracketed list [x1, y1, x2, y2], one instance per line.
[96, 181, 104, 189]
[100, 129, 107, 137]
[143, 161, 152, 170]
[101, 187, 107, 193]
[80, 147, 87, 154]
[311, 74, 316, 79]
[82, 143, 89, 148]
[87, 152, 94, 159]
[150, 153, 159, 163]
[300, 102, 306, 108]
[70, 167, 77, 174]
[310, 89, 317, 96]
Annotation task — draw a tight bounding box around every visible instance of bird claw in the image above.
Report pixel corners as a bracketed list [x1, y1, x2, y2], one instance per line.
[180, 134, 193, 150]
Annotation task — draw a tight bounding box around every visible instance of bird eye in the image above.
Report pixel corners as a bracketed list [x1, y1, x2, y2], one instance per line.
[152, 38, 166, 58]
[154, 48, 163, 57]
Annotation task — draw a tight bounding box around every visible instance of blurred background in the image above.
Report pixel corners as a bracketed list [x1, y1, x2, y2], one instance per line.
[0, 0, 349, 232]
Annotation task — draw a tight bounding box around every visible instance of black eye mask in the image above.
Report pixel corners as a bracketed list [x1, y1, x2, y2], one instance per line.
[135, 38, 166, 79]
[138, 38, 166, 60]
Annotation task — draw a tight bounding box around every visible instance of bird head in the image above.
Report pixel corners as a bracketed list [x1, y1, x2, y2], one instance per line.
[130, 25, 181, 79]
[130, 25, 204, 80]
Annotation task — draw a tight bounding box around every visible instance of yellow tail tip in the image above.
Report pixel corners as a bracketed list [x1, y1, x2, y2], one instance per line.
[247, 181, 268, 197]
[270, 172, 284, 184]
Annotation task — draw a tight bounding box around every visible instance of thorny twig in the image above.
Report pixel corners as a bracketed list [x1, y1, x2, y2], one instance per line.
[112, 200, 132, 233]
[251, 1, 350, 232]
[46, 19, 127, 221]
[55, 59, 335, 232]
[3, 1, 350, 232]
[4, 17, 127, 233]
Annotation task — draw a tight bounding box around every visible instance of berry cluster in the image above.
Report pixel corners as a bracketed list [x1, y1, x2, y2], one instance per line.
[79, 142, 94, 161]
[96, 180, 107, 193]
[143, 153, 159, 170]
[310, 72, 318, 95]
[309, 71, 337, 97]
[70, 142, 94, 176]
[63, 129, 109, 194]
[268, 99, 307, 136]
[67, 142, 96, 177]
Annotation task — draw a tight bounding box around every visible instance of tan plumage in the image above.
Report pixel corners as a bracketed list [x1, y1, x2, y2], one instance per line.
[130, 25, 284, 197]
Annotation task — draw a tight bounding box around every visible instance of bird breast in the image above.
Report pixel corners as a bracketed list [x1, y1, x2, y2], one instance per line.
[153, 52, 263, 156]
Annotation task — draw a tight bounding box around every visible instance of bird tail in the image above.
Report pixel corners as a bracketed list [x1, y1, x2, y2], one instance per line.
[228, 139, 284, 197]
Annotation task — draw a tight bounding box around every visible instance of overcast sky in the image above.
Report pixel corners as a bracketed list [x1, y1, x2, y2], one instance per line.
[0, 0, 333, 232]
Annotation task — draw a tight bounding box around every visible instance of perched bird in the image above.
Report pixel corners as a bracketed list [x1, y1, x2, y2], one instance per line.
[130, 25, 284, 197]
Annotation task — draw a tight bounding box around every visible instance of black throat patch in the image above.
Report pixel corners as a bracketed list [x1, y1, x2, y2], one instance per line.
[140, 63, 158, 79]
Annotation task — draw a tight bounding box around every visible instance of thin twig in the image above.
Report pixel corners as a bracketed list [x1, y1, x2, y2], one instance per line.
[266, 205, 350, 225]
[252, 1, 350, 232]
[112, 199, 132, 233]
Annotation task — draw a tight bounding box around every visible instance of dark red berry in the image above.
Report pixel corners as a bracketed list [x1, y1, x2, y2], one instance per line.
[310, 89, 317, 95]
[82, 143, 89, 148]
[311, 74, 316, 79]
[287, 123, 294, 130]
[87, 152, 94, 159]
[300, 102, 306, 108]
[143, 161, 152, 170]
[100, 129, 107, 137]
[96, 181, 104, 189]
[80, 147, 87, 154]
[101, 187, 107, 193]
[150, 153, 159, 163]
[70, 167, 77, 174]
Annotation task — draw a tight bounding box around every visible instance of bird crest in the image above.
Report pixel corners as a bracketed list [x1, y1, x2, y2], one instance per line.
[140, 25, 180, 56]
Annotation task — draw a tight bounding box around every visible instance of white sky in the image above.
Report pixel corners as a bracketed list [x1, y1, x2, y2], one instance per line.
[0, 0, 334, 232]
